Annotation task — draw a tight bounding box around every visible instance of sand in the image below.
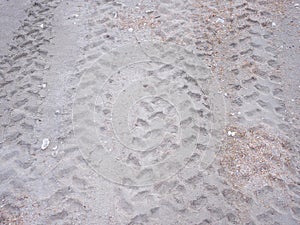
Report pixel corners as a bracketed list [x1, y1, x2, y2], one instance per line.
[0, 0, 299, 224]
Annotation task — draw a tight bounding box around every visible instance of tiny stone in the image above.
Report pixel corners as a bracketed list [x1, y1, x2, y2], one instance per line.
[216, 18, 225, 23]
[42, 83, 47, 88]
[128, 28, 133, 32]
[227, 131, 236, 137]
[146, 10, 154, 14]
[41, 138, 50, 150]
[40, 24, 44, 28]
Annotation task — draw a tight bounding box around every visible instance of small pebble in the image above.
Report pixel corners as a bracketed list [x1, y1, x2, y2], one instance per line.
[128, 28, 134, 32]
[42, 83, 47, 88]
[146, 10, 154, 14]
[228, 131, 236, 137]
[216, 18, 225, 23]
[40, 24, 44, 28]
[41, 138, 50, 150]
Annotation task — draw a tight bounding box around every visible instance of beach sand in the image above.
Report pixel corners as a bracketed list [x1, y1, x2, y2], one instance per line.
[0, 0, 299, 224]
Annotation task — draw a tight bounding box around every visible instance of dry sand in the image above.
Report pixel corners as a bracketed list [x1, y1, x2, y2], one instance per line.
[0, 0, 299, 224]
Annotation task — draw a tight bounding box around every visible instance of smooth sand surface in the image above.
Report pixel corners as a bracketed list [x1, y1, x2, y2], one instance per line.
[0, 0, 299, 224]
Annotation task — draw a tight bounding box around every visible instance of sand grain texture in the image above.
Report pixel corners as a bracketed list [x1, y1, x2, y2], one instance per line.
[0, 0, 299, 224]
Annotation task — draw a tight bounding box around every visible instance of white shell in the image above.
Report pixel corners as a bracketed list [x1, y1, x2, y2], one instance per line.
[41, 138, 50, 150]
